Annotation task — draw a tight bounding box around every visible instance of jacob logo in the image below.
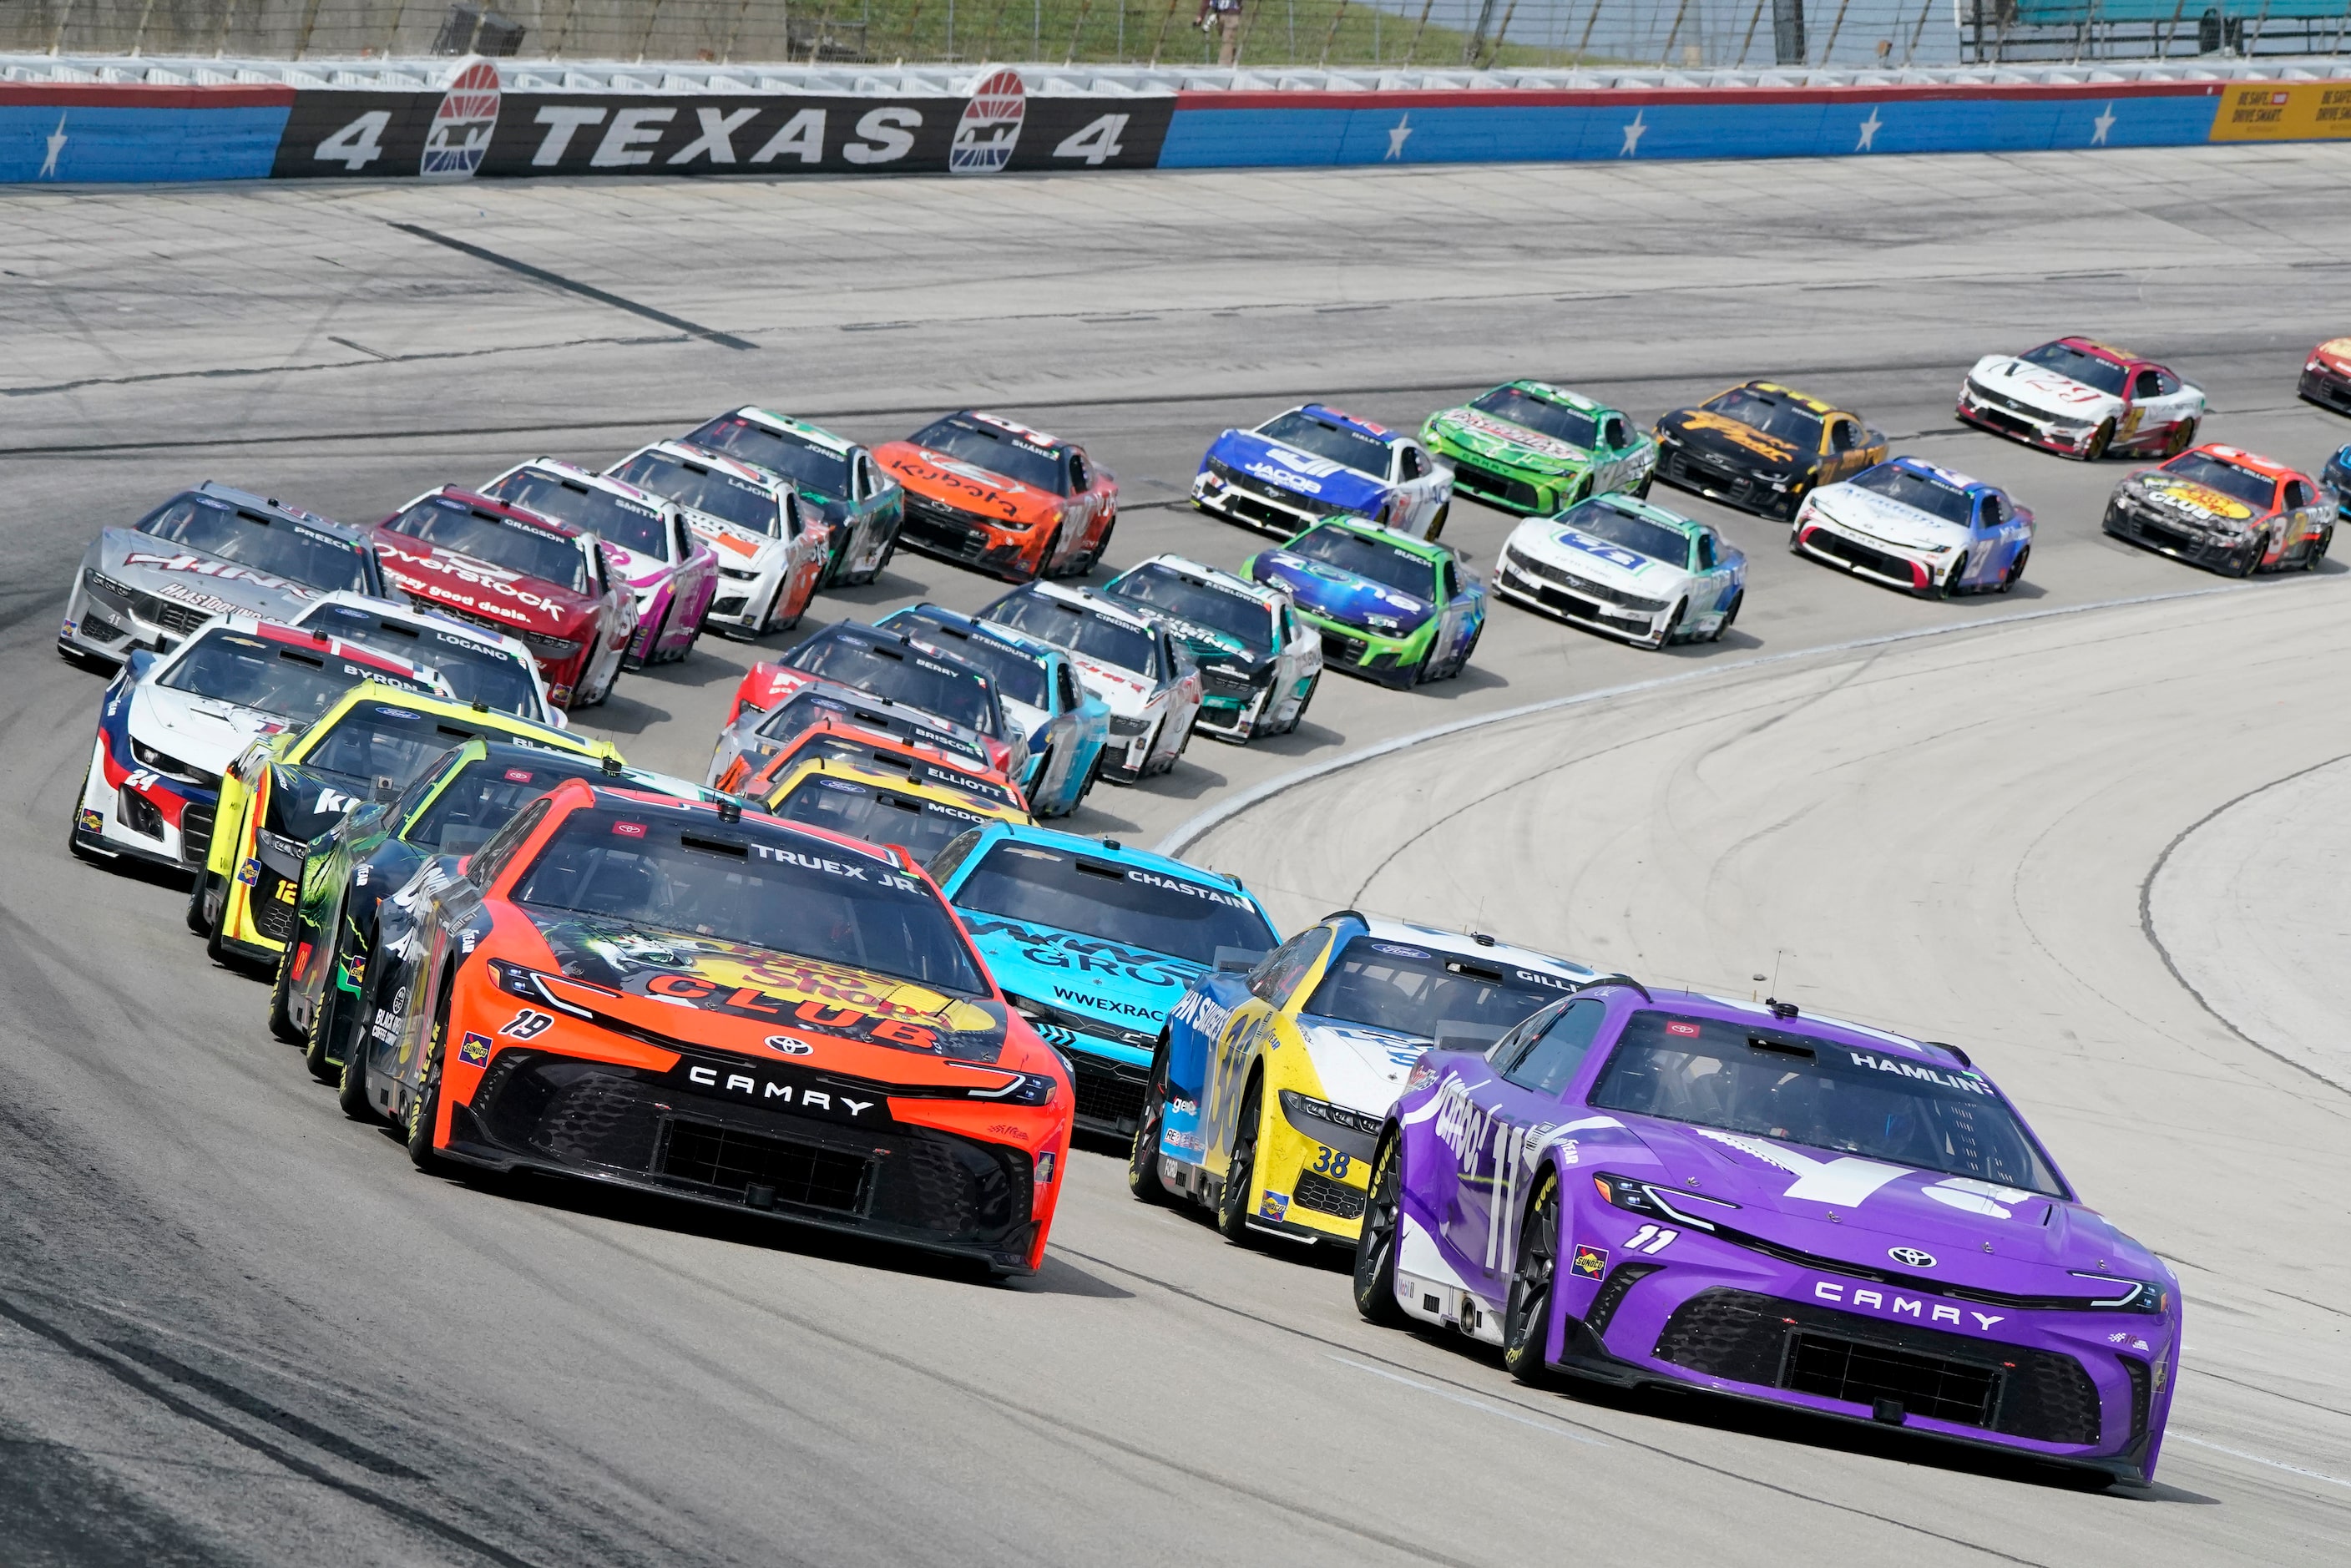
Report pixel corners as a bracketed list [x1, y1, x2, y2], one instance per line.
[422, 59, 502, 179]
[951, 68, 1026, 175]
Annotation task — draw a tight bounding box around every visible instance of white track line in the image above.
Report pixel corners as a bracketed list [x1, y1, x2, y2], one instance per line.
[1156, 577, 2328, 857]
[1326, 1353, 1608, 1444]
[2169, 1433, 2351, 1490]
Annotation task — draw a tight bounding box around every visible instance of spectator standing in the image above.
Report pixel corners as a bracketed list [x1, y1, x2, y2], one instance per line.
[1198, 0, 1244, 66]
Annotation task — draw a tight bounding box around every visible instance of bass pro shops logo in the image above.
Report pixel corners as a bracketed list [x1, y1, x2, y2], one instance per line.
[951, 68, 1026, 175]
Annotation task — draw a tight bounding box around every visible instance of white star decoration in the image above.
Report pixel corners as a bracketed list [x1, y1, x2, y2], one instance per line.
[1856, 108, 1883, 152]
[1385, 114, 1412, 160]
[2092, 103, 2116, 144]
[1620, 110, 1646, 158]
[39, 112, 67, 179]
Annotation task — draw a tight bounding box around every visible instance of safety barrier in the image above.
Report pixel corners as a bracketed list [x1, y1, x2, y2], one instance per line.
[5, 52, 2349, 182]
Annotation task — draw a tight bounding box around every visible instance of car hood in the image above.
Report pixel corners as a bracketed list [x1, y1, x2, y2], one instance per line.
[2315, 337, 2351, 375]
[690, 515, 780, 569]
[1427, 405, 1595, 474]
[1808, 486, 1970, 553]
[876, 443, 1061, 525]
[603, 541, 682, 591]
[1509, 518, 1691, 589]
[1251, 550, 1434, 634]
[372, 530, 599, 639]
[958, 914, 1202, 1034]
[517, 910, 1031, 1071]
[98, 529, 326, 621]
[1656, 409, 1801, 470]
[1142, 610, 1265, 672]
[1969, 355, 2119, 418]
[2120, 471, 2267, 526]
[1061, 649, 1161, 716]
[1592, 1116, 2160, 1292]
[1208, 429, 1393, 516]
[1297, 1016, 1432, 1117]
[132, 685, 299, 773]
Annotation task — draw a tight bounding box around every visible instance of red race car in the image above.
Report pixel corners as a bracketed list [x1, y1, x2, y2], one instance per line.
[877, 411, 1116, 580]
[1959, 336, 2205, 460]
[344, 779, 1073, 1275]
[373, 486, 637, 710]
[2298, 336, 2351, 416]
[2103, 443, 2335, 575]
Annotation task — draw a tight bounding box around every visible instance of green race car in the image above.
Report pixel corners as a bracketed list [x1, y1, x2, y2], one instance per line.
[1422, 381, 1657, 516]
[1242, 517, 1485, 690]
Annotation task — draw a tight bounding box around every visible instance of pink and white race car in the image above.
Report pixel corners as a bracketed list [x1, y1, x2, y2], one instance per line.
[603, 440, 830, 640]
[478, 458, 719, 667]
[1958, 336, 2204, 462]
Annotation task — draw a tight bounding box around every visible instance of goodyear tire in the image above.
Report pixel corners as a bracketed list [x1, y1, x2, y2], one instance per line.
[406, 993, 450, 1171]
[1073, 516, 1115, 576]
[2000, 547, 2030, 594]
[266, 933, 304, 1044]
[1352, 1135, 1410, 1328]
[2310, 525, 2333, 569]
[1648, 599, 1687, 651]
[2166, 418, 2198, 458]
[1502, 1171, 1562, 1384]
[1127, 1047, 1175, 1206]
[203, 869, 242, 970]
[336, 1009, 377, 1121]
[1709, 589, 1743, 642]
[2237, 531, 2267, 578]
[1939, 554, 1967, 599]
[186, 870, 220, 937]
[1027, 526, 1064, 583]
[624, 604, 665, 672]
[1445, 624, 1482, 680]
[1425, 502, 1450, 542]
[2086, 419, 2116, 461]
[1282, 671, 1320, 736]
[1214, 1076, 1264, 1245]
[304, 949, 351, 1085]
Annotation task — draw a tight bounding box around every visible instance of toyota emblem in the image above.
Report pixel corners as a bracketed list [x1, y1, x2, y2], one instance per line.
[1888, 1247, 1936, 1268]
[764, 1035, 815, 1056]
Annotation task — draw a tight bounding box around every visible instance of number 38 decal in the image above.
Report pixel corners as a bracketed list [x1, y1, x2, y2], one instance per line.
[1311, 1146, 1352, 1180]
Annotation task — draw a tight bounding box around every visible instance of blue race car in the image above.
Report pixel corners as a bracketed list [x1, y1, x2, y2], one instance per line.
[876, 604, 1110, 818]
[1793, 457, 2035, 598]
[928, 823, 1279, 1139]
[2323, 443, 2351, 525]
[1193, 403, 1455, 541]
[1243, 516, 1485, 689]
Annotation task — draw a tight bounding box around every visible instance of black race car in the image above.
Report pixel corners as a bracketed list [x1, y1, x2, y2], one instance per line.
[1652, 380, 1888, 519]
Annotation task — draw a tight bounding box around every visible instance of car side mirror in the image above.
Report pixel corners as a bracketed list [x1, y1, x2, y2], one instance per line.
[124, 648, 158, 683]
[1215, 947, 1267, 974]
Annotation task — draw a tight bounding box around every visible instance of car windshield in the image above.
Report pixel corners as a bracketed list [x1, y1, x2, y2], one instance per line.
[1556, 499, 1693, 567]
[750, 689, 993, 769]
[405, 756, 613, 857]
[512, 807, 986, 994]
[1848, 463, 1976, 526]
[385, 497, 588, 592]
[135, 494, 372, 593]
[1589, 1010, 2066, 1196]
[685, 414, 854, 498]
[953, 841, 1276, 967]
[296, 604, 544, 718]
[983, 591, 1160, 678]
[482, 468, 670, 559]
[885, 615, 1049, 709]
[156, 630, 432, 720]
[1255, 410, 1391, 477]
[1282, 526, 1437, 599]
[299, 702, 523, 788]
[1107, 564, 1278, 654]
[908, 416, 1070, 494]
[1302, 936, 1577, 1039]
[2020, 341, 2129, 397]
[2160, 452, 2278, 509]
[786, 632, 999, 734]
[1471, 387, 1602, 449]
[1702, 388, 1824, 447]
[770, 775, 998, 864]
[606, 449, 783, 538]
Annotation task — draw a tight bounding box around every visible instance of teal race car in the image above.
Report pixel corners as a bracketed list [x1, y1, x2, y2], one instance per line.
[683, 407, 904, 586]
[1422, 381, 1657, 517]
[1243, 517, 1484, 689]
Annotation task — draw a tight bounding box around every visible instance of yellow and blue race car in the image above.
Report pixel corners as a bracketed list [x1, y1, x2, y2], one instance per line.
[747, 748, 1033, 865]
[1130, 910, 1594, 1250]
[190, 680, 610, 970]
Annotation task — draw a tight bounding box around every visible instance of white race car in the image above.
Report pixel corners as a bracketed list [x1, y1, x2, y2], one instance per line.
[1494, 493, 1746, 649]
[68, 616, 446, 876]
[604, 440, 830, 639]
[1794, 457, 2035, 597]
[478, 458, 719, 666]
[291, 592, 560, 725]
[1958, 336, 2204, 461]
[977, 581, 1205, 784]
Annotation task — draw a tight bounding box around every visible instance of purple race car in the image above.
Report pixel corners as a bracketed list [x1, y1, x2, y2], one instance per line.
[1354, 982, 2179, 1485]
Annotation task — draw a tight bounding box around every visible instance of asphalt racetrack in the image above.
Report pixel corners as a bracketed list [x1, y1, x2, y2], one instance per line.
[5, 144, 2351, 1565]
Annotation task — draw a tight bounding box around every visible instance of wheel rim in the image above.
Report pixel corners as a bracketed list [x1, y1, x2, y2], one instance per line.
[1506, 1180, 1559, 1361]
[1129, 1076, 1162, 1187]
[1357, 1141, 1400, 1297]
[1224, 1098, 1257, 1223]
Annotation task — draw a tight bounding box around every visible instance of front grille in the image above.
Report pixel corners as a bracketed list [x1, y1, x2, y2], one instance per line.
[1970, 405, 2041, 439]
[1662, 449, 1756, 504]
[470, 1055, 1029, 1247]
[900, 495, 994, 560]
[78, 606, 130, 643]
[1585, 1261, 1661, 1333]
[660, 1120, 871, 1212]
[1964, 380, 2046, 421]
[1652, 1287, 2101, 1445]
[1223, 492, 1311, 532]
[1449, 458, 1544, 511]
[1292, 1170, 1367, 1220]
[1320, 630, 1368, 665]
[252, 870, 297, 943]
[1069, 1055, 1148, 1130]
[1502, 547, 1669, 613]
[179, 804, 215, 865]
[1803, 527, 1919, 586]
[1201, 668, 1256, 700]
[2302, 368, 2351, 408]
[130, 591, 212, 636]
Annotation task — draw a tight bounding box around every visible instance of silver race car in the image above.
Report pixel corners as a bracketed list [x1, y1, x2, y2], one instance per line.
[978, 581, 1205, 783]
[1494, 493, 1746, 649]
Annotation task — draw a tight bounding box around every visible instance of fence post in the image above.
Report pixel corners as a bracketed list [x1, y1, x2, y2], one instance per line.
[1816, 0, 1851, 62]
[1479, 0, 1519, 64]
[1147, 0, 1182, 63]
[2332, 0, 2348, 54]
[1464, 0, 1499, 63]
[1319, 0, 1349, 64]
[1661, 0, 1691, 61]
[1067, 0, 1096, 60]
[1736, 0, 1767, 63]
[1576, 0, 1608, 58]
[2247, 0, 2273, 53]
[129, 0, 158, 56]
[214, 0, 239, 58]
[48, 0, 78, 55]
[1403, 0, 1436, 63]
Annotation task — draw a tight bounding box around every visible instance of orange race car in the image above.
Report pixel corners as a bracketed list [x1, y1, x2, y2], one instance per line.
[727, 711, 1029, 814]
[2103, 442, 2335, 575]
[341, 779, 1073, 1275]
[877, 410, 1116, 580]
